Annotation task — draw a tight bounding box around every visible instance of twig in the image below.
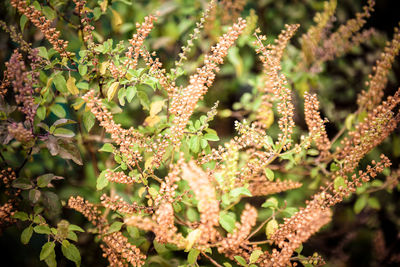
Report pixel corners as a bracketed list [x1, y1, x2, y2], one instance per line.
[201, 251, 223, 267]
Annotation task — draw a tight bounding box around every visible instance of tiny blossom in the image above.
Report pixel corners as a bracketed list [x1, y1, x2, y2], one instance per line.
[105, 170, 136, 185]
[304, 92, 331, 160]
[248, 176, 302, 196]
[218, 204, 258, 261]
[11, 0, 72, 58]
[8, 122, 34, 143]
[100, 194, 153, 214]
[357, 24, 400, 111]
[67, 196, 106, 228]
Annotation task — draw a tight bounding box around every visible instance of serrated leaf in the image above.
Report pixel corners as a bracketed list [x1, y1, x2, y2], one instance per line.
[219, 212, 236, 233]
[96, 170, 108, 190]
[20, 15, 28, 31]
[107, 81, 119, 101]
[83, 112, 95, 132]
[229, 187, 252, 198]
[234, 255, 247, 266]
[188, 249, 200, 264]
[69, 224, 85, 232]
[40, 242, 55, 261]
[107, 221, 123, 234]
[250, 250, 263, 264]
[266, 219, 278, 239]
[53, 128, 75, 138]
[262, 197, 278, 209]
[21, 226, 34, 244]
[13, 211, 29, 221]
[99, 143, 114, 153]
[204, 133, 219, 141]
[67, 76, 79, 95]
[53, 73, 68, 93]
[264, 168, 274, 181]
[34, 225, 51, 234]
[50, 104, 66, 118]
[61, 240, 81, 267]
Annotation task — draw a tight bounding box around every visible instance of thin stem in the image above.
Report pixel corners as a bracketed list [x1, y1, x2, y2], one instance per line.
[201, 251, 223, 267]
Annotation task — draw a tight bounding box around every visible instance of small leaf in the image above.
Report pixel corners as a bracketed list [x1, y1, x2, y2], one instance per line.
[368, 197, 381, 210]
[83, 112, 95, 132]
[264, 168, 274, 181]
[204, 133, 219, 141]
[96, 170, 109, 190]
[234, 255, 247, 266]
[69, 224, 85, 232]
[21, 226, 34, 244]
[126, 86, 136, 102]
[40, 242, 55, 261]
[67, 76, 79, 95]
[107, 222, 123, 234]
[354, 195, 368, 214]
[185, 229, 201, 252]
[12, 179, 32, 190]
[53, 128, 75, 138]
[229, 187, 252, 198]
[187, 249, 200, 264]
[262, 197, 278, 209]
[44, 249, 57, 267]
[282, 207, 298, 217]
[99, 143, 114, 153]
[266, 219, 278, 239]
[219, 212, 236, 233]
[53, 73, 68, 93]
[42, 6, 56, 20]
[61, 240, 81, 267]
[29, 189, 41, 203]
[334, 176, 347, 191]
[150, 100, 165, 117]
[107, 82, 120, 101]
[20, 15, 28, 30]
[137, 91, 150, 110]
[250, 250, 263, 264]
[67, 231, 78, 242]
[78, 65, 87, 76]
[36, 106, 46, 120]
[13, 211, 29, 221]
[34, 225, 51, 235]
[50, 104, 66, 118]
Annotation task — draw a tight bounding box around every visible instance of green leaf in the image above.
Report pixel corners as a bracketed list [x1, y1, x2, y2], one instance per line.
[107, 221, 123, 234]
[69, 224, 85, 232]
[83, 112, 95, 132]
[37, 174, 55, 188]
[219, 212, 236, 233]
[96, 170, 109, 190]
[20, 15, 28, 31]
[29, 189, 41, 203]
[40, 242, 55, 261]
[61, 240, 81, 267]
[249, 250, 263, 264]
[354, 195, 368, 214]
[37, 106, 46, 120]
[264, 168, 274, 181]
[42, 6, 56, 20]
[44, 249, 57, 267]
[229, 187, 252, 198]
[34, 225, 52, 235]
[334, 176, 347, 191]
[37, 47, 49, 60]
[126, 86, 136, 102]
[99, 143, 114, 153]
[262, 197, 278, 209]
[13, 211, 29, 221]
[330, 162, 340, 172]
[282, 207, 298, 217]
[234, 255, 247, 266]
[50, 104, 66, 118]
[78, 65, 87, 76]
[368, 197, 380, 210]
[67, 231, 78, 242]
[53, 128, 75, 138]
[53, 73, 68, 93]
[137, 91, 150, 110]
[187, 249, 200, 264]
[266, 219, 278, 239]
[189, 135, 200, 153]
[204, 133, 219, 141]
[21, 226, 34, 244]
[12, 178, 33, 190]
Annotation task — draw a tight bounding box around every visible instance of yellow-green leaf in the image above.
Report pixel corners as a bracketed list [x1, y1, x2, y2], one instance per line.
[266, 219, 278, 239]
[107, 82, 119, 101]
[67, 76, 79, 95]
